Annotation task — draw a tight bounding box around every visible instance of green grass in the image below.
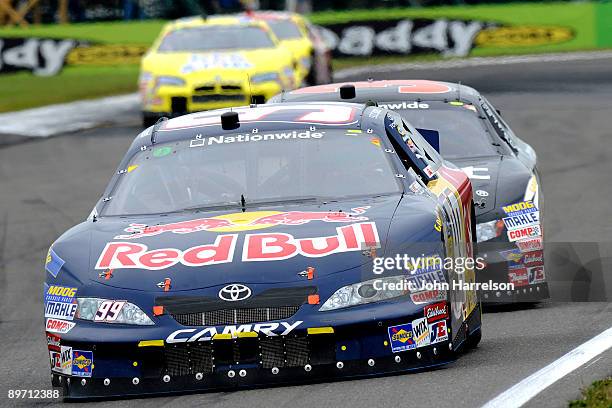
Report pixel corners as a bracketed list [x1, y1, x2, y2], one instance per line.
[569, 378, 612, 408]
[0, 2, 601, 112]
[0, 66, 139, 112]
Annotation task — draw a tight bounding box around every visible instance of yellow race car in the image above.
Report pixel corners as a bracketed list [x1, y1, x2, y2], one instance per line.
[139, 16, 299, 127]
[231, 11, 333, 86]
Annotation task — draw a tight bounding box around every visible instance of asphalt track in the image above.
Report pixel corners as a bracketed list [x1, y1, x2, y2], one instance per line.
[0, 55, 611, 407]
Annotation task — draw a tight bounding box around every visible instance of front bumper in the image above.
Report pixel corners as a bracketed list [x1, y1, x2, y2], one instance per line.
[142, 81, 283, 116]
[51, 306, 472, 399]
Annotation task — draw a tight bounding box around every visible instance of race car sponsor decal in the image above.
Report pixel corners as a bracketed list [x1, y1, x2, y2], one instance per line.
[378, 101, 430, 110]
[424, 301, 448, 323]
[387, 322, 416, 353]
[499, 248, 524, 263]
[528, 266, 545, 284]
[523, 250, 544, 266]
[423, 165, 435, 178]
[46, 332, 61, 352]
[502, 211, 539, 231]
[410, 289, 446, 305]
[166, 321, 302, 343]
[98, 222, 379, 270]
[428, 166, 477, 323]
[181, 53, 253, 74]
[44, 285, 77, 304]
[412, 317, 430, 348]
[502, 201, 537, 217]
[115, 207, 369, 239]
[71, 350, 93, 378]
[406, 269, 447, 290]
[516, 236, 543, 253]
[94, 300, 126, 322]
[44, 301, 78, 321]
[45, 247, 65, 278]
[44, 285, 78, 320]
[46, 318, 76, 334]
[508, 264, 529, 287]
[188, 130, 326, 147]
[507, 225, 541, 242]
[50, 346, 72, 375]
[429, 320, 449, 344]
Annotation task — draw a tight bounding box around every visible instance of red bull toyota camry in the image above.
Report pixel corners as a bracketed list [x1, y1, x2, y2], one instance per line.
[44, 102, 481, 399]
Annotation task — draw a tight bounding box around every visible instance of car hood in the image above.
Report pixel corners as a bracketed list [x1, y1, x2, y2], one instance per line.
[142, 49, 290, 77]
[55, 196, 419, 292]
[451, 155, 532, 219]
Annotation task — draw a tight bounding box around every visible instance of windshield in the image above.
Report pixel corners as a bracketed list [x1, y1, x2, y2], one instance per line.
[267, 20, 303, 40]
[382, 101, 497, 159]
[102, 129, 400, 216]
[158, 25, 275, 52]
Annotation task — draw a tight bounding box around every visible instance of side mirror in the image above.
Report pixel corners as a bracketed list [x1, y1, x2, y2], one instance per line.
[496, 108, 502, 116]
[416, 128, 440, 153]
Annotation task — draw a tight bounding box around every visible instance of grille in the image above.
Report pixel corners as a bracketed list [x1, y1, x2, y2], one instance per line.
[221, 84, 241, 91]
[260, 337, 285, 368]
[163, 334, 321, 374]
[192, 94, 245, 103]
[194, 85, 215, 92]
[165, 342, 213, 376]
[171, 306, 299, 326]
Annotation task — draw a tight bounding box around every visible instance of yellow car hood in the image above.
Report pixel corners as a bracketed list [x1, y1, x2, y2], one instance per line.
[143, 48, 290, 78]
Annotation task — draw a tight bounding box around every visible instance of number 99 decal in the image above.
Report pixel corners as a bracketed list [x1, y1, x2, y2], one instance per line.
[94, 300, 126, 322]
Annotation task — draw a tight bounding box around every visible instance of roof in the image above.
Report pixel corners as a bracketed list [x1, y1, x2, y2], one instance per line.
[162, 15, 270, 33]
[132, 102, 374, 152]
[276, 80, 482, 104]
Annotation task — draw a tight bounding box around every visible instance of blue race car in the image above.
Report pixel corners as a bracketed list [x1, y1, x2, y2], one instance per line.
[44, 102, 481, 399]
[271, 81, 547, 304]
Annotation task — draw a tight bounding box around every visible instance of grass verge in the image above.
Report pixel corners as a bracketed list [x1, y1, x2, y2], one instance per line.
[569, 377, 612, 408]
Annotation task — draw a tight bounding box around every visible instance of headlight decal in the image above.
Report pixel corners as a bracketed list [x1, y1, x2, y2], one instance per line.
[76, 298, 154, 325]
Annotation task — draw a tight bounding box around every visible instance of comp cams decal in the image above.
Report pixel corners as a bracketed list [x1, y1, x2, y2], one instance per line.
[97, 222, 380, 270]
[46, 318, 76, 334]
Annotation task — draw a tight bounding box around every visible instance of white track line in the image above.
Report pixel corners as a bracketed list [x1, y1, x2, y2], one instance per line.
[334, 50, 612, 79]
[481, 326, 612, 408]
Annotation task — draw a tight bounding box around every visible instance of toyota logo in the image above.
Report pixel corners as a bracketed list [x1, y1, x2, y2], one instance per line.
[218, 284, 252, 302]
